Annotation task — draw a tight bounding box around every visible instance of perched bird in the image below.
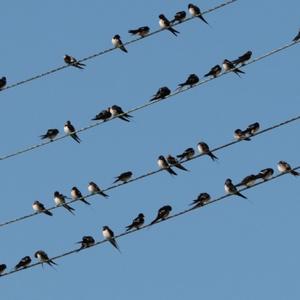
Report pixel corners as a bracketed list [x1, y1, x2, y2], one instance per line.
[109, 105, 133, 122]
[0, 264, 6, 275]
[128, 26, 150, 37]
[166, 155, 189, 171]
[15, 256, 31, 270]
[71, 186, 91, 205]
[112, 34, 128, 53]
[159, 14, 180, 36]
[102, 226, 121, 253]
[204, 65, 222, 78]
[223, 59, 245, 77]
[177, 74, 199, 89]
[171, 11, 186, 23]
[177, 147, 195, 161]
[64, 54, 86, 69]
[157, 155, 177, 176]
[54, 191, 75, 215]
[236, 175, 257, 187]
[76, 236, 95, 251]
[277, 161, 300, 176]
[190, 192, 211, 208]
[150, 86, 171, 101]
[255, 168, 274, 181]
[113, 171, 133, 184]
[150, 205, 172, 225]
[91, 109, 112, 121]
[34, 250, 57, 268]
[197, 142, 218, 161]
[232, 51, 252, 66]
[188, 3, 209, 25]
[32, 200, 53, 216]
[224, 178, 247, 199]
[125, 213, 145, 231]
[293, 29, 300, 42]
[0, 77, 7, 90]
[234, 129, 251, 141]
[40, 129, 59, 141]
[245, 122, 260, 136]
[88, 181, 109, 198]
[64, 120, 81, 143]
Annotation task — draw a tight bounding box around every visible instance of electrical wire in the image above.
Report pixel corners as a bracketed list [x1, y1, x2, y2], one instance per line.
[0, 39, 299, 162]
[0, 0, 237, 93]
[1, 164, 299, 278]
[0, 113, 299, 229]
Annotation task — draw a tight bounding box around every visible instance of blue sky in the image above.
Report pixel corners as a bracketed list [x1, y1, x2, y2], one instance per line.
[1, 0, 300, 299]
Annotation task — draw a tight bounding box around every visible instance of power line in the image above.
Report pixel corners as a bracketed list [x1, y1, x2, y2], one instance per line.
[1, 164, 299, 278]
[0, 114, 299, 229]
[0, 0, 237, 93]
[1, 39, 299, 162]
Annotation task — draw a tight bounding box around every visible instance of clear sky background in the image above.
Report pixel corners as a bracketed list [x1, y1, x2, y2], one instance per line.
[1, 0, 300, 299]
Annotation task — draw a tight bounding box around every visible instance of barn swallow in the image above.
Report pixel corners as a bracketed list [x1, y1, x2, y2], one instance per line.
[223, 59, 245, 77]
[177, 74, 199, 90]
[232, 51, 252, 66]
[102, 226, 121, 253]
[157, 155, 177, 176]
[34, 250, 57, 268]
[150, 86, 171, 101]
[76, 236, 95, 251]
[109, 105, 133, 122]
[255, 168, 274, 181]
[113, 171, 133, 184]
[236, 175, 257, 187]
[293, 29, 300, 42]
[64, 54, 86, 69]
[64, 120, 81, 143]
[71, 186, 91, 205]
[166, 155, 189, 171]
[277, 161, 300, 176]
[190, 192, 211, 208]
[150, 205, 172, 225]
[40, 129, 59, 141]
[88, 181, 109, 198]
[128, 26, 150, 37]
[177, 147, 195, 161]
[188, 3, 209, 25]
[0, 77, 7, 90]
[224, 178, 247, 199]
[159, 14, 180, 36]
[204, 65, 222, 78]
[32, 200, 53, 216]
[91, 109, 112, 121]
[0, 264, 6, 275]
[54, 191, 75, 215]
[197, 142, 218, 161]
[171, 11, 186, 23]
[112, 34, 128, 53]
[234, 129, 251, 141]
[126, 213, 145, 231]
[15, 256, 31, 270]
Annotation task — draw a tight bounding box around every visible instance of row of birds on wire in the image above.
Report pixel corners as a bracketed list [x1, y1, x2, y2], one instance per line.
[32, 121, 261, 217]
[39, 51, 253, 146]
[1, 159, 299, 275]
[0, 3, 214, 91]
